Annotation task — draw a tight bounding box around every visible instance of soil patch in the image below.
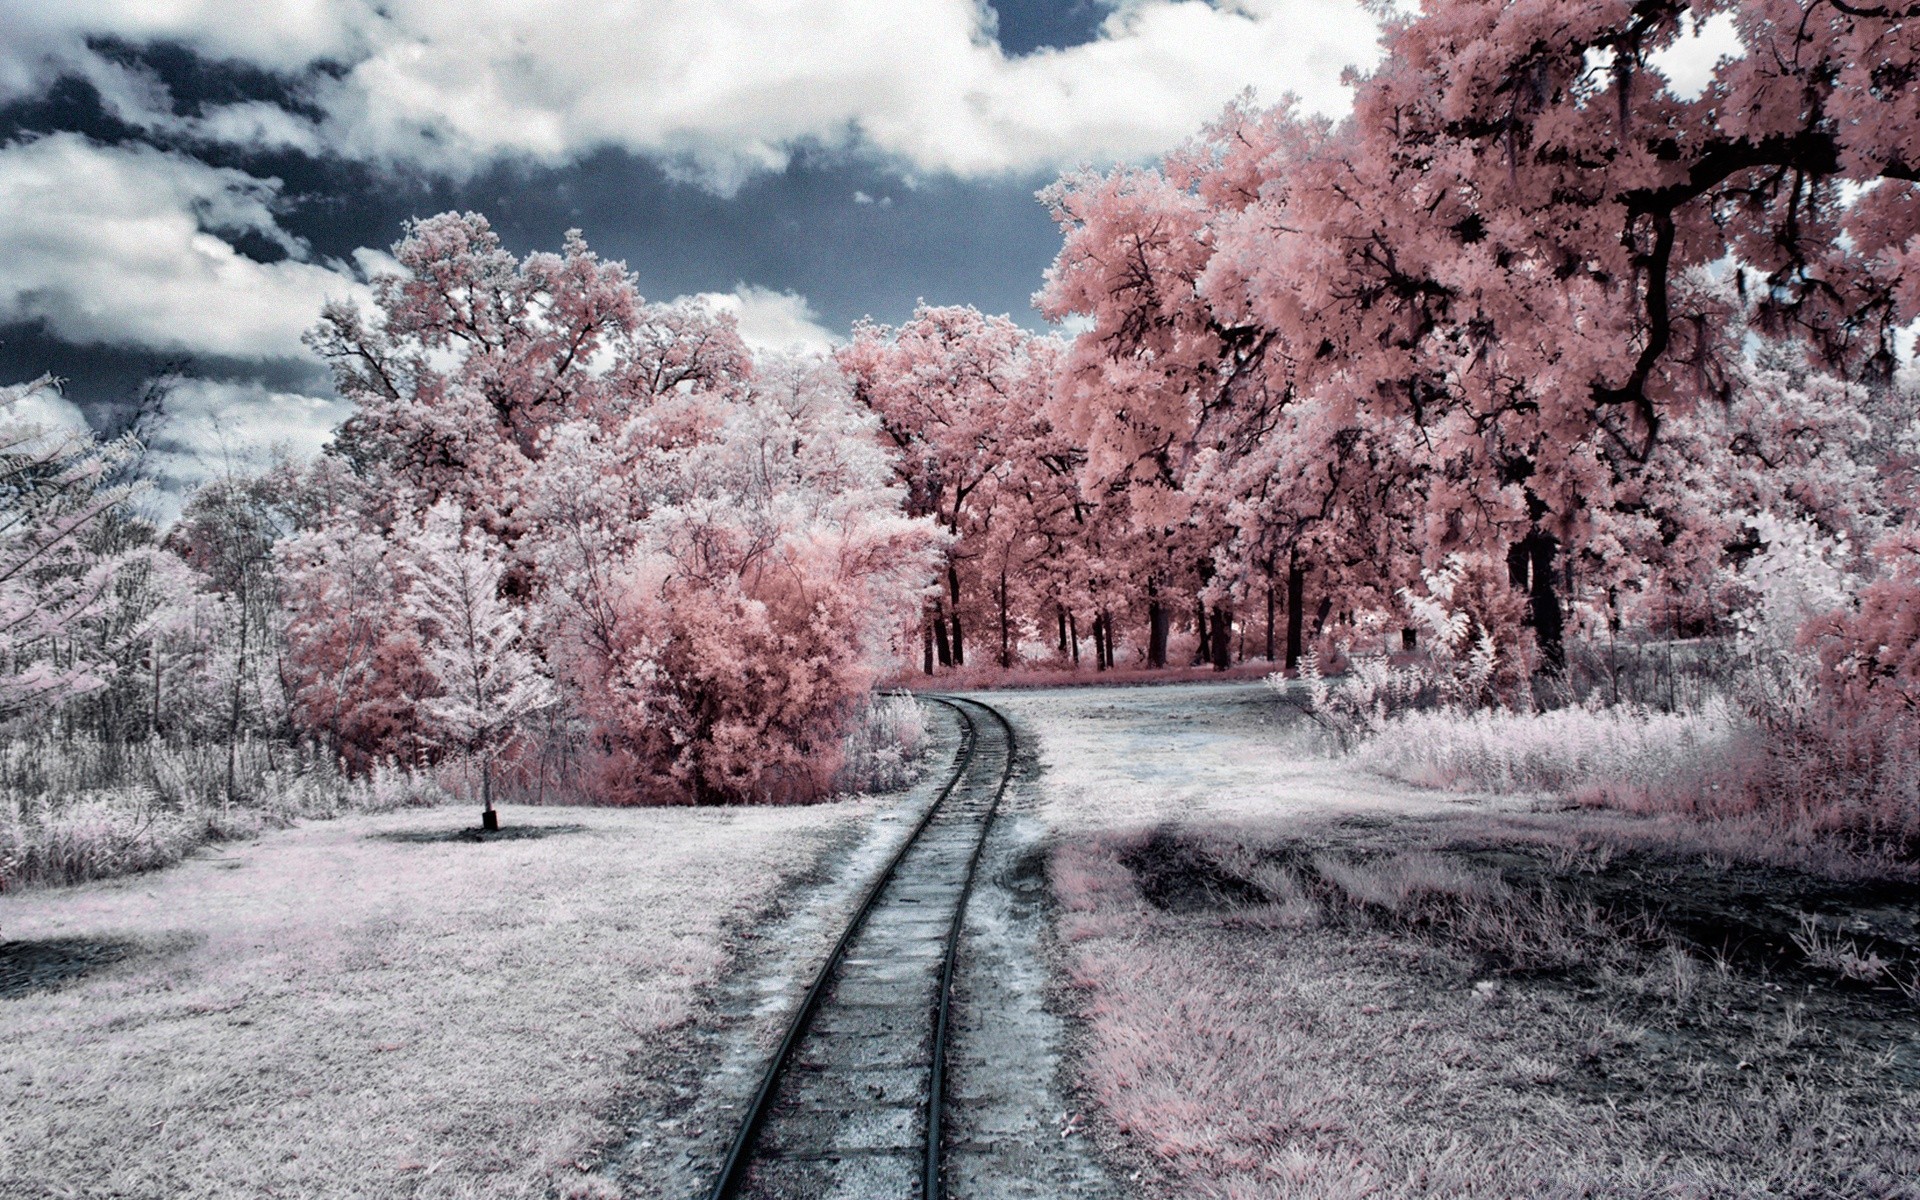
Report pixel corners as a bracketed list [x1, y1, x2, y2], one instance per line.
[1121, 830, 1272, 913]
[0, 937, 135, 1000]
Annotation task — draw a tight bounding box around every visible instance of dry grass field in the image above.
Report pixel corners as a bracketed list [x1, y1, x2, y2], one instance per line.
[0, 801, 870, 1199]
[988, 683, 1920, 1200]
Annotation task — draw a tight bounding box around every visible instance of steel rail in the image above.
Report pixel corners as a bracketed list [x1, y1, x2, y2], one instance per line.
[922, 695, 1017, 1200]
[703, 694, 982, 1200]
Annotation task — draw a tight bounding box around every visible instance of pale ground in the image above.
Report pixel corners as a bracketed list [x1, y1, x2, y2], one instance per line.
[0, 800, 874, 1200]
[980, 680, 1920, 1199]
[977, 681, 1515, 835]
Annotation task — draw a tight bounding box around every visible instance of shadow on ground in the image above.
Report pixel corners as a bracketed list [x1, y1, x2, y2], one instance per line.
[1121, 816, 1920, 1088]
[373, 823, 589, 845]
[0, 938, 137, 1000]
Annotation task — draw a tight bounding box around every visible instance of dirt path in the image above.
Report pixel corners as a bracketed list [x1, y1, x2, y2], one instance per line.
[942, 704, 1126, 1199]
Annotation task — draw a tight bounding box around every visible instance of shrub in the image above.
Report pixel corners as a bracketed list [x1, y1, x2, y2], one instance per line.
[1273, 553, 1531, 750]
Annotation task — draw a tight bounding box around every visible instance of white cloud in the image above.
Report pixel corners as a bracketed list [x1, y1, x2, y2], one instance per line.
[2, 0, 1385, 186]
[0, 134, 371, 359]
[139, 376, 352, 517]
[687, 285, 841, 355]
[1, 375, 91, 435]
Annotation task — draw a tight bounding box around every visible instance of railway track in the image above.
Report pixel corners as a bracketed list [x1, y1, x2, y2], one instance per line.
[705, 694, 1016, 1200]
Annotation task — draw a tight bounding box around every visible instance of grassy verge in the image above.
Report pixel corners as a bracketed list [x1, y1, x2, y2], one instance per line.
[0, 800, 869, 1199]
[0, 736, 444, 892]
[1054, 813, 1920, 1199]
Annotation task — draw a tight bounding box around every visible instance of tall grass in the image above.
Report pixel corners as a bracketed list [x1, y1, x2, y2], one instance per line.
[835, 692, 929, 793]
[1360, 697, 1745, 797]
[0, 734, 445, 892]
[1350, 636, 1920, 855]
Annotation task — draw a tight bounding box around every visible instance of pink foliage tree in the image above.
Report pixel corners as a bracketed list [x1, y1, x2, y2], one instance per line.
[288, 215, 937, 805]
[1035, 0, 1916, 680]
[839, 305, 1062, 670]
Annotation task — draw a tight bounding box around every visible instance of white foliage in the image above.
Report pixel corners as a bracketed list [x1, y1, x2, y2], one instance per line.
[402, 502, 556, 762]
[1732, 511, 1860, 663]
[1360, 696, 1745, 796]
[0, 375, 146, 720]
[1270, 553, 1505, 747]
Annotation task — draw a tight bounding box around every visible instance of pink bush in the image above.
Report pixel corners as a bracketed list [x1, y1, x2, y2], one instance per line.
[1776, 524, 1920, 848]
[1803, 525, 1920, 728]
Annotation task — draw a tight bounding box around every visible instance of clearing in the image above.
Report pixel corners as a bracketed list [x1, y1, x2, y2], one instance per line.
[7, 682, 1917, 1199]
[0, 799, 897, 1199]
[993, 680, 1920, 1199]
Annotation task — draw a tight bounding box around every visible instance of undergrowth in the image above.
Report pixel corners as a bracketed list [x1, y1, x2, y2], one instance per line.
[0, 734, 444, 891]
[835, 691, 929, 793]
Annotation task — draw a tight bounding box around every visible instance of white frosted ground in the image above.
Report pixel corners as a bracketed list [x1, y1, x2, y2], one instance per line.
[973, 681, 1528, 836]
[0, 800, 873, 1199]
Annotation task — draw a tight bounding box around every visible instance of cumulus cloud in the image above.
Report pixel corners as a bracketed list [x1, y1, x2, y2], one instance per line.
[2, 0, 1384, 186]
[0, 134, 371, 359]
[688, 285, 841, 355]
[139, 377, 352, 517]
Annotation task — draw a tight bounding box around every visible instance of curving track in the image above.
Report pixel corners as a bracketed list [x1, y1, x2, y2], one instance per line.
[705, 694, 1015, 1200]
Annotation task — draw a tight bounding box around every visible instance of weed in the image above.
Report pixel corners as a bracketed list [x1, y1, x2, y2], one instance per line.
[834, 692, 929, 793]
[1789, 913, 1891, 983]
[0, 735, 446, 891]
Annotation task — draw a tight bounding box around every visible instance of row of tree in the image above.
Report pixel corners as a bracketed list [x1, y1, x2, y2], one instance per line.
[854, 0, 1918, 694]
[0, 218, 942, 807]
[3, 0, 1915, 805]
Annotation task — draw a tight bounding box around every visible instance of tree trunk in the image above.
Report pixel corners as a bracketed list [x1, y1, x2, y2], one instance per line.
[1265, 577, 1276, 663]
[998, 568, 1012, 669]
[934, 607, 953, 667]
[1507, 540, 1531, 590]
[1209, 604, 1232, 671]
[1192, 596, 1210, 666]
[1147, 598, 1169, 668]
[947, 564, 965, 667]
[1068, 611, 1080, 666]
[923, 620, 935, 675]
[480, 754, 499, 831]
[225, 584, 247, 807]
[1095, 613, 1111, 671]
[1057, 604, 1068, 656]
[1527, 531, 1566, 673]
[1285, 554, 1306, 671]
[1402, 627, 1418, 652]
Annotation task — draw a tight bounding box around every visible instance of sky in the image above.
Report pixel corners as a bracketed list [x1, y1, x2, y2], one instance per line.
[0, 0, 1400, 506]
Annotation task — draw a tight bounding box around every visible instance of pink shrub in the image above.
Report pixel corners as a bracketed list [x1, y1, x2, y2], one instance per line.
[1760, 524, 1920, 850]
[1803, 525, 1920, 729]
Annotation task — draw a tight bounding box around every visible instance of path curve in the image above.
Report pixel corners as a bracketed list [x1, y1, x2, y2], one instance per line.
[705, 694, 1015, 1200]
